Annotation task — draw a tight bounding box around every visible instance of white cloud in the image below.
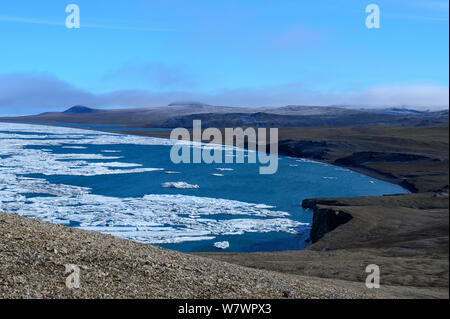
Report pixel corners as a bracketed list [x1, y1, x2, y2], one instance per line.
[0, 73, 95, 114]
[354, 85, 449, 109]
[0, 73, 448, 115]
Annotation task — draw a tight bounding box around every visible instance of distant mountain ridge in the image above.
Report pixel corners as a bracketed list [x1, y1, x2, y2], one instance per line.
[63, 105, 100, 114]
[167, 101, 211, 108]
[362, 107, 430, 115]
[0, 104, 448, 128]
[332, 105, 448, 115]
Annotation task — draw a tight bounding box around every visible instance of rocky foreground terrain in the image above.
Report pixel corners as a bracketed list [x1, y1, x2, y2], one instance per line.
[0, 212, 446, 299]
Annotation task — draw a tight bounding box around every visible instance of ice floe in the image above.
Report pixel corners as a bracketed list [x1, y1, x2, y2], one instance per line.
[214, 241, 230, 249]
[62, 146, 88, 149]
[161, 182, 200, 189]
[0, 123, 306, 245]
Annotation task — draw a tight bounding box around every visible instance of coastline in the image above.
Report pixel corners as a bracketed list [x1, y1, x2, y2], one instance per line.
[110, 123, 448, 292]
[104, 125, 449, 194]
[0, 120, 422, 191]
[0, 121, 416, 244]
[0, 120, 448, 297]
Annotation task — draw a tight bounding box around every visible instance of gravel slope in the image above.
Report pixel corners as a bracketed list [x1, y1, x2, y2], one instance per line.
[1, 212, 444, 299]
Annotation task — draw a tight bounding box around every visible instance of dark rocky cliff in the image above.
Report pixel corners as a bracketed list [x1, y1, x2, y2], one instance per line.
[302, 199, 353, 243]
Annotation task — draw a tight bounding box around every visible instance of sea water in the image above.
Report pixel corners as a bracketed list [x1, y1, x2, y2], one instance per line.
[0, 123, 407, 252]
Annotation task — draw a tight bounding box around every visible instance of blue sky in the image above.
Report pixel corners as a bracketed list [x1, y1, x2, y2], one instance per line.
[0, 0, 448, 114]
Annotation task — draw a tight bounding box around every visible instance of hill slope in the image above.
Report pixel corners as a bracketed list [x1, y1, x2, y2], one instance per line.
[1, 105, 447, 128]
[1, 212, 445, 299]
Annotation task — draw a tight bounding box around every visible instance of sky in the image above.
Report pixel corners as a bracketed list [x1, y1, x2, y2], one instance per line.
[0, 0, 448, 115]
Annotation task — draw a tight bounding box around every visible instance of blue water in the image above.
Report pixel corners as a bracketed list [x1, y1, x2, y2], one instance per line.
[0, 122, 408, 252]
[23, 142, 408, 252]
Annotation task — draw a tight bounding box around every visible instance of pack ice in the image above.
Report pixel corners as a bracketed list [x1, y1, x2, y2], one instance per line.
[0, 123, 306, 245]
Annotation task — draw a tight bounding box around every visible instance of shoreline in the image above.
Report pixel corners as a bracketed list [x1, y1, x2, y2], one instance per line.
[0, 121, 440, 239]
[0, 120, 448, 297]
[0, 120, 416, 192]
[0, 121, 414, 245]
[69, 124, 428, 193]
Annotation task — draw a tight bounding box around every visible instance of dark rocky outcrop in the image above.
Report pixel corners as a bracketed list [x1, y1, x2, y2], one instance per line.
[302, 199, 353, 243]
[335, 151, 439, 166]
[278, 140, 336, 160]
